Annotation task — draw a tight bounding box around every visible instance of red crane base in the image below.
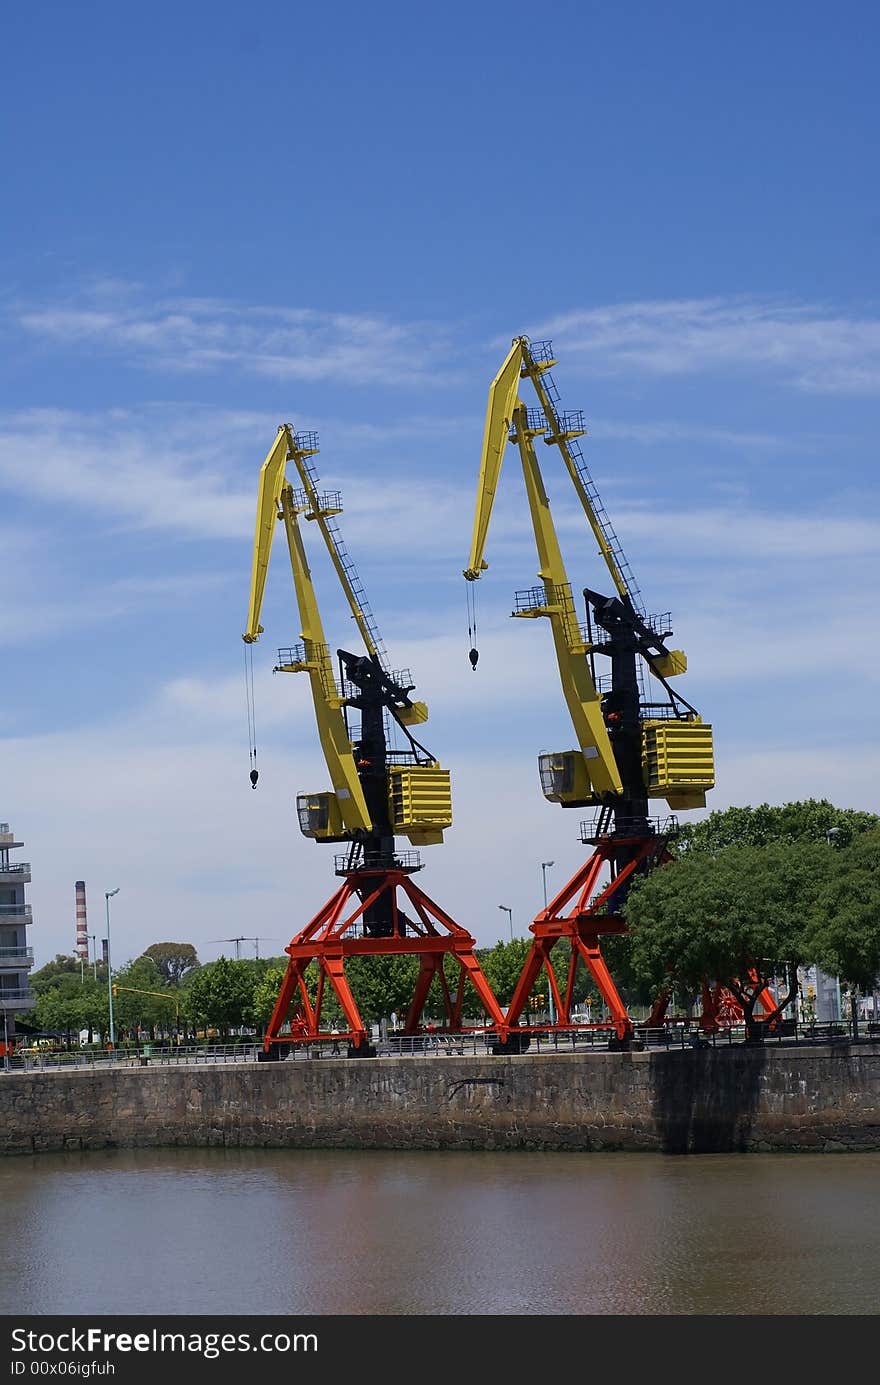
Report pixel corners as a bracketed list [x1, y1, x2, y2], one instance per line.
[260, 866, 507, 1057]
[492, 831, 791, 1048]
[498, 834, 668, 1050]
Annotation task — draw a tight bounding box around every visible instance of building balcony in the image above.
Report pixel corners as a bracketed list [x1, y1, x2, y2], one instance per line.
[0, 947, 34, 970]
[0, 989, 34, 1011]
[0, 905, 32, 923]
[0, 862, 31, 884]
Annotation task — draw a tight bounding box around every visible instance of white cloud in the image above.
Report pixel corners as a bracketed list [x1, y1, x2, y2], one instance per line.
[16, 293, 455, 388]
[10, 657, 877, 973]
[0, 406, 258, 538]
[714, 745, 880, 817]
[2, 697, 585, 967]
[605, 501, 880, 561]
[17, 286, 880, 398]
[587, 418, 794, 450]
[531, 297, 880, 395]
[3, 400, 875, 692]
[4, 402, 868, 567]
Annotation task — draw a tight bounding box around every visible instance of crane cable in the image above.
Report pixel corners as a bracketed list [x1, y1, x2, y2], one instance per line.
[466, 582, 479, 670]
[244, 643, 259, 787]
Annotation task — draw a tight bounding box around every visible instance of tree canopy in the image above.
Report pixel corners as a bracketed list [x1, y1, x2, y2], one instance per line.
[29, 954, 84, 992]
[183, 957, 258, 1036]
[112, 955, 174, 1035]
[610, 799, 880, 1036]
[31, 972, 107, 1042]
[803, 829, 880, 995]
[676, 799, 880, 854]
[624, 838, 831, 1036]
[250, 965, 290, 1027]
[140, 942, 199, 986]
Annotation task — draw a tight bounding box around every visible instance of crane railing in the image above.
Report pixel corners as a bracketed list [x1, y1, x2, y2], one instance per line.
[286, 433, 392, 673]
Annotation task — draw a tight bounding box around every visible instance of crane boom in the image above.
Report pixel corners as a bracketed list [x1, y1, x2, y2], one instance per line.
[276, 488, 372, 832]
[284, 432, 389, 670]
[519, 343, 641, 611]
[510, 405, 622, 796]
[464, 338, 642, 616]
[464, 343, 622, 796]
[243, 426, 291, 645]
[464, 336, 714, 819]
[243, 424, 451, 871]
[242, 426, 371, 833]
[464, 340, 524, 581]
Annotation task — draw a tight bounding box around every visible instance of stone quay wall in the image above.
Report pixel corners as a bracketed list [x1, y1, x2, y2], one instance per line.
[2, 1044, 879, 1156]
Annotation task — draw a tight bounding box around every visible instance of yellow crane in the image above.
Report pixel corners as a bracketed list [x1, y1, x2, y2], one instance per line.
[243, 425, 506, 1056]
[463, 337, 715, 1047]
[465, 336, 714, 825]
[244, 425, 452, 867]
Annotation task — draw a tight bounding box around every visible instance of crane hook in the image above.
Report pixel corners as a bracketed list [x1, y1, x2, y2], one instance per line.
[468, 648, 479, 670]
[250, 769, 259, 789]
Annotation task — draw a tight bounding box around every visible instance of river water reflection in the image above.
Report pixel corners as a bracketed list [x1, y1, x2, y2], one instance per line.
[1, 1148, 878, 1315]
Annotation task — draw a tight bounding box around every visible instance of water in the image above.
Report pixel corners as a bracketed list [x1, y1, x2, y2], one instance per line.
[2, 1148, 878, 1315]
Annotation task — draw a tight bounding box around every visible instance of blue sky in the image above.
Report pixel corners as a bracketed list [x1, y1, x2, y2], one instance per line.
[2, 1, 878, 968]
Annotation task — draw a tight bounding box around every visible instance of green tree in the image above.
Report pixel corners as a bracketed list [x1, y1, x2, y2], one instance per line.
[803, 829, 880, 1029]
[249, 964, 290, 1028]
[113, 956, 173, 1039]
[625, 839, 829, 1040]
[33, 977, 81, 1043]
[78, 981, 108, 1043]
[594, 933, 656, 1011]
[28, 966, 107, 1045]
[345, 953, 420, 1024]
[140, 942, 200, 986]
[677, 799, 879, 854]
[29, 954, 81, 994]
[479, 940, 532, 1007]
[476, 939, 572, 1016]
[182, 957, 257, 1037]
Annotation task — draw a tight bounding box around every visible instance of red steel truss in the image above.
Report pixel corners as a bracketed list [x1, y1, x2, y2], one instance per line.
[497, 832, 670, 1050]
[260, 866, 507, 1056]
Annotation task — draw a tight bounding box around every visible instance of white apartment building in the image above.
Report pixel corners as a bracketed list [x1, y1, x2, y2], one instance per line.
[0, 821, 35, 1046]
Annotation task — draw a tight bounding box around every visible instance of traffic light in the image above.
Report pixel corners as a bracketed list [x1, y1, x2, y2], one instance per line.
[112, 985, 118, 998]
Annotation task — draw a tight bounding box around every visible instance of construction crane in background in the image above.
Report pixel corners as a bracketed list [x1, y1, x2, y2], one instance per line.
[205, 937, 277, 960]
[244, 426, 506, 1057]
[464, 337, 717, 1048]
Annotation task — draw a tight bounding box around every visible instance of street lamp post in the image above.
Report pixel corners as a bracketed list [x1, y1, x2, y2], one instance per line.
[498, 905, 513, 942]
[89, 934, 98, 981]
[541, 860, 554, 911]
[542, 861, 556, 1024]
[105, 888, 119, 1048]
